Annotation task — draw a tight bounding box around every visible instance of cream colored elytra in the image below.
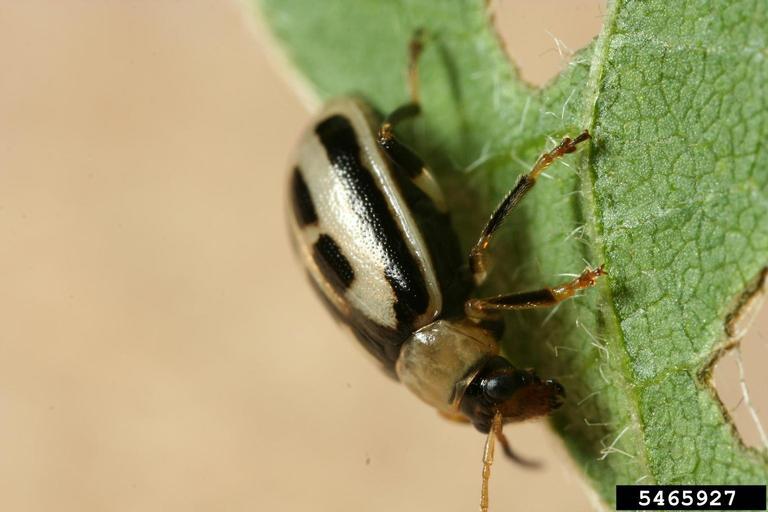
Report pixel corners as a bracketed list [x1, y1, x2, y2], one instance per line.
[292, 98, 442, 331]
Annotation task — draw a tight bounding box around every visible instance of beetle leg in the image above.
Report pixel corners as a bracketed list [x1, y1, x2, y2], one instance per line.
[378, 26, 425, 138]
[466, 265, 606, 319]
[495, 427, 541, 468]
[377, 30, 447, 211]
[378, 27, 425, 135]
[469, 131, 591, 285]
[407, 27, 425, 105]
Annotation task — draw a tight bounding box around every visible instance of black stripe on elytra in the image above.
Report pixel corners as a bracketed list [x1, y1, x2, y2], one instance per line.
[315, 114, 429, 327]
[313, 234, 355, 292]
[384, 140, 470, 319]
[290, 167, 318, 226]
[304, 270, 401, 375]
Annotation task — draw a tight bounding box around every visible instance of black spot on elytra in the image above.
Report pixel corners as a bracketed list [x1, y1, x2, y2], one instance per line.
[313, 234, 355, 292]
[304, 270, 401, 375]
[291, 167, 318, 226]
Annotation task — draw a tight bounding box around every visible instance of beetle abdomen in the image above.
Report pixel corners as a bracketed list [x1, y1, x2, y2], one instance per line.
[288, 98, 462, 370]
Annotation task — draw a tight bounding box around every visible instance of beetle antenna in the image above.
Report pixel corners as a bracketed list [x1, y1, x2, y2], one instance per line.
[495, 427, 542, 468]
[480, 410, 503, 512]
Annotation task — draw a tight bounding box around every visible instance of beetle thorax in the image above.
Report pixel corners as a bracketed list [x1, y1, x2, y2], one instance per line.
[395, 319, 499, 416]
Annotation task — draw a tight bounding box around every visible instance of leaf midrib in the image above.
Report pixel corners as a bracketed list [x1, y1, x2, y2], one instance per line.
[578, 0, 658, 485]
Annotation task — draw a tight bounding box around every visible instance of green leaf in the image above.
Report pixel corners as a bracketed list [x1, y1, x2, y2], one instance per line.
[255, 0, 768, 504]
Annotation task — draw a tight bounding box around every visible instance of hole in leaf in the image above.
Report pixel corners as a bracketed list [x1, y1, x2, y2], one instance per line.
[713, 270, 768, 449]
[492, 0, 607, 87]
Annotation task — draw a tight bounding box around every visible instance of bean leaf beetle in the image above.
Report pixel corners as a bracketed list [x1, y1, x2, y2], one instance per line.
[287, 30, 604, 511]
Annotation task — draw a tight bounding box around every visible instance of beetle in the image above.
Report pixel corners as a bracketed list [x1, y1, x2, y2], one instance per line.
[287, 31, 604, 511]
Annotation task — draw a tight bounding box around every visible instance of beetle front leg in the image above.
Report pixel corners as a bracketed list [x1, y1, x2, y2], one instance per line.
[469, 131, 591, 285]
[465, 265, 606, 320]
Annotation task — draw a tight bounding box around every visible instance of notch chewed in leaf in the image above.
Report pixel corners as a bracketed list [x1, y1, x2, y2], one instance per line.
[713, 267, 768, 450]
[256, 0, 768, 506]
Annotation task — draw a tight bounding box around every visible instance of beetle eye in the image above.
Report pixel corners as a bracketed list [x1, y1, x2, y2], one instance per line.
[484, 372, 530, 401]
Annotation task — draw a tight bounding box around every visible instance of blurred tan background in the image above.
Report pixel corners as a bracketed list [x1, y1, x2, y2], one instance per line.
[0, 1, 765, 511]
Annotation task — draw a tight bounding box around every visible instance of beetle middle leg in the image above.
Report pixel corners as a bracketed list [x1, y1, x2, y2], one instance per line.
[469, 131, 591, 285]
[466, 265, 606, 320]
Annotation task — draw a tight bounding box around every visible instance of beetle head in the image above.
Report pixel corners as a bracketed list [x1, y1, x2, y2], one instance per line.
[459, 356, 565, 433]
